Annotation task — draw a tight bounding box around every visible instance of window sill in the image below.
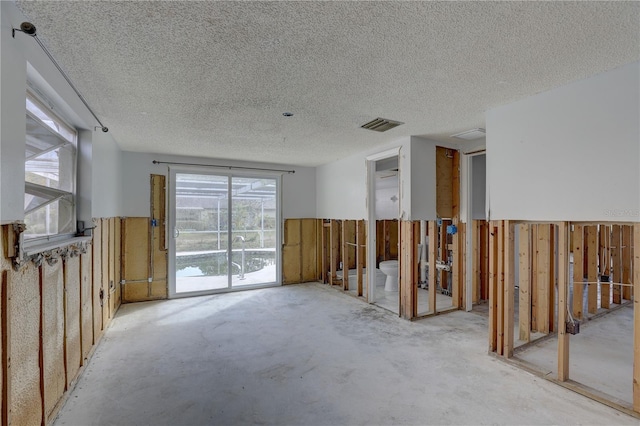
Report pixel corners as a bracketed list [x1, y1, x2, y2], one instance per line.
[23, 235, 92, 257]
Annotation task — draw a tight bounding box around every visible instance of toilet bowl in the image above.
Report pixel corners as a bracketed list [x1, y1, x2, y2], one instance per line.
[379, 260, 399, 292]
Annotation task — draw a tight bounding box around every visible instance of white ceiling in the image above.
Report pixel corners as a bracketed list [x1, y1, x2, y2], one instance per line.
[15, 1, 640, 167]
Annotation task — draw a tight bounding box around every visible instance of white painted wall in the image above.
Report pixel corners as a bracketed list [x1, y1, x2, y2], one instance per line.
[91, 132, 123, 218]
[120, 151, 316, 219]
[487, 62, 640, 221]
[408, 136, 437, 220]
[471, 154, 486, 220]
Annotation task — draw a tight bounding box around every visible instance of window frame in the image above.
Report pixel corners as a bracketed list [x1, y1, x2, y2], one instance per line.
[23, 89, 78, 244]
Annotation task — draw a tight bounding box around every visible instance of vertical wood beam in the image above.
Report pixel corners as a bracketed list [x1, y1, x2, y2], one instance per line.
[531, 225, 539, 331]
[586, 225, 598, 314]
[1, 271, 10, 426]
[488, 221, 498, 352]
[624, 225, 632, 300]
[537, 224, 551, 334]
[439, 222, 447, 291]
[330, 220, 339, 286]
[518, 224, 531, 342]
[633, 223, 640, 412]
[557, 222, 570, 382]
[573, 225, 584, 319]
[612, 225, 622, 304]
[452, 221, 460, 308]
[321, 222, 327, 283]
[356, 220, 365, 297]
[497, 221, 505, 356]
[342, 220, 349, 291]
[481, 221, 489, 300]
[472, 220, 479, 304]
[428, 221, 437, 314]
[504, 221, 515, 358]
[548, 225, 556, 332]
[601, 225, 611, 309]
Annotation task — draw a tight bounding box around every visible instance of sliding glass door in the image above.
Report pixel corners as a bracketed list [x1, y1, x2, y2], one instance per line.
[169, 170, 280, 297]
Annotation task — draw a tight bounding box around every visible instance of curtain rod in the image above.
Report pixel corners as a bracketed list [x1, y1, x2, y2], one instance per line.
[13, 22, 109, 133]
[152, 160, 295, 174]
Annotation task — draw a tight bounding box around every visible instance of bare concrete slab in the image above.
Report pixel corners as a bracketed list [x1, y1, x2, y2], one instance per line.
[55, 283, 636, 425]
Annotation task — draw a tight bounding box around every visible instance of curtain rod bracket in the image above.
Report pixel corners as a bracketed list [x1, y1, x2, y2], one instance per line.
[13, 22, 109, 133]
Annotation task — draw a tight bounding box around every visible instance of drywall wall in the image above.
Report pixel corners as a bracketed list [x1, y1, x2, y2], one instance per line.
[92, 132, 123, 218]
[486, 61, 640, 221]
[120, 151, 316, 219]
[315, 136, 446, 220]
[315, 150, 368, 219]
[472, 154, 486, 220]
[409, 137, 438, 220]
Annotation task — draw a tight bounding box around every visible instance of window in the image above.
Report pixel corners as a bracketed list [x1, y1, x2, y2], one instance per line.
[24, 91, 77, 240]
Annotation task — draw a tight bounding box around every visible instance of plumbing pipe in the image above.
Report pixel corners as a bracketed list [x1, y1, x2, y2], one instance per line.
[420, 220, 427, 283]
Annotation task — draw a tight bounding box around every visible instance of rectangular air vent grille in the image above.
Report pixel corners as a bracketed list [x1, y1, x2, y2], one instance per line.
[361, 117, 404, 132]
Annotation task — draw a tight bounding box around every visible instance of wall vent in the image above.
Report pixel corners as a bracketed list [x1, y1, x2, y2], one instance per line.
[361, 117, 404, 132]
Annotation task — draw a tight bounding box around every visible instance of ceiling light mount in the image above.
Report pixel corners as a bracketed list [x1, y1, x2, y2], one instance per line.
[450, 128, 486, 141]
[283, 112, 293, 117]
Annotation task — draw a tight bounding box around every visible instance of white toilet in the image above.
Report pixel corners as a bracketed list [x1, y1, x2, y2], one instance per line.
[379, 260, 399, 292]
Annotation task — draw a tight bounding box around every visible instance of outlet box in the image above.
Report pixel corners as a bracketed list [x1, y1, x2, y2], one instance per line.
[566, 320, 580, 335]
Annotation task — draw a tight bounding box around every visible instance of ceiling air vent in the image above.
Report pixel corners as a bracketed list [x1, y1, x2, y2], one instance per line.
[451, 128, 486, 140]
[361, 117, 404, 132]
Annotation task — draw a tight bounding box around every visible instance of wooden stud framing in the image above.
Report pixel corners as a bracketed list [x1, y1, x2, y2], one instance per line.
[342, 220, 349, 291]
[1, 270, 10, 426]
[472, 221, 480, 304]
[518, 224, 531, 342]
[480, 221, 489, 300]
[536, 224, 551, 334]
[321, 222, 328, 283]
[356, 220, 365, 297]
[601, 225, 611, 309]
[633, 223, 640, 412]
[452, 221, 460, 309]
[573, 225, 584, 319]
[488, 221, 498, 352]
[497, 221, 504, 355]
[428, 221, 437, 314]
[557, 222, 570, 382]
[531, 224, 539, 331]
[586, 225, 598, 314]
[548, 225, 556, 332]
[503, 221, 514, 358]
[440, 222, 448, 291]
[399, 221, 417, 320]
[612, 225, 622, 304]
[623, 225, 632, 300]
[330, 220, 339, 286]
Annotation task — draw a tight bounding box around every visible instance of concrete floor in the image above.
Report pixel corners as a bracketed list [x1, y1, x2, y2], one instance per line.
[517, 304, 634, 405]
[54, 283, 636, 425]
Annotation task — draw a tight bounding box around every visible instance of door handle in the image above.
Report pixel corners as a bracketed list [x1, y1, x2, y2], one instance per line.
[174, 228, 180, 238]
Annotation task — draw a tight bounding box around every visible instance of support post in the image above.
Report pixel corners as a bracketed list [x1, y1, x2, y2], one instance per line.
[633, 223, 640, 412]
[573, 225, 584, 319]
[557, 222, 570, 382]
[587, 225, 598, 314]
[342, 220, 349, 291]
[518, 224, 531, 342]
[488, 221, 498, 352]
[612, 225, 622, 304]
[504, 221, 514, 358]
[497, 221, 504, 356]
[537, 224, 551, 334]
[428, 221, 437, 314]
[356, 220, 365, 297]
[601, 225, 610, 309]
[330, 220, 339, 286]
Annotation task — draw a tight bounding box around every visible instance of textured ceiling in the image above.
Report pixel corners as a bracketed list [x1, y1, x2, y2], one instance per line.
[14, 1, 640, 167]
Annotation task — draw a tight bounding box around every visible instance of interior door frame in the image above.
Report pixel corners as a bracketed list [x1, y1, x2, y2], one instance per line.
[366, 147, 402, 304]
[168, 166, 282, 299]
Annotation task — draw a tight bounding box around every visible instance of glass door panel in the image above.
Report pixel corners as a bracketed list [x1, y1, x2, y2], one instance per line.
[230, 176, 277, 287]
[175, 173, 230, 293]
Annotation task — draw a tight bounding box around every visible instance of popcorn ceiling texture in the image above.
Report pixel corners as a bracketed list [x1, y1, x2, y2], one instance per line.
[16, 1, 640, 166]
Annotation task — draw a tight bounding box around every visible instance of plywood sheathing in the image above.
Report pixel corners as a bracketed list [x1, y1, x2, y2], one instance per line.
[121, 217, 155, 302]
[283, 219, 319, 285]
[436, 146, 454, 219]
